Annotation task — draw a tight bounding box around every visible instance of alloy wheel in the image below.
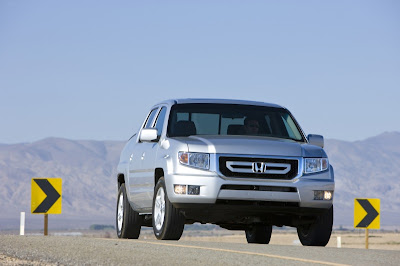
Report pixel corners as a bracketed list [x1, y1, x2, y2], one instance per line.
[154, 187, 166, 231]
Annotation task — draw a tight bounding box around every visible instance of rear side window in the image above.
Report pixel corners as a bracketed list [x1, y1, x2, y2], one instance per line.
[144, 108, 158, 128]
[154, 107, 167, 137]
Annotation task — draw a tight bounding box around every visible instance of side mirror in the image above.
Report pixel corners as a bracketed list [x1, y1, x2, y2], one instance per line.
[307, 134, 324, 148]
[139, 128, 158, 142]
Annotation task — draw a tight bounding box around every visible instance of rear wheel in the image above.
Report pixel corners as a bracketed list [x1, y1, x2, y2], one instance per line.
[152, 177, 185, 240]
[297, 206, 333, 246]
[116, 183, 142, 239]
[245, 225, 272, 244]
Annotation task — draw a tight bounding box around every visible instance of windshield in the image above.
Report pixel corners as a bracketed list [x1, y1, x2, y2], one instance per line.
[167, 103, 305, 142]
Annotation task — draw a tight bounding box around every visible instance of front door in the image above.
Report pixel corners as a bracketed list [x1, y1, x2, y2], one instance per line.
[128, 107, 159, 211]
[128, 106, 168, 211]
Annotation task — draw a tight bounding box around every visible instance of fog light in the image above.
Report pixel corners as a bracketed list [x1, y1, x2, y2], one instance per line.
[314, 190, 333, 200]
[324, 191, 333, 200]
[174, 185, 187, 194]
[188, 185, 200, 195]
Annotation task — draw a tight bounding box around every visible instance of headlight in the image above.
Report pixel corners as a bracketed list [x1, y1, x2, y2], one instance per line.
[304, 158, 329, 174]
[178, 152, 210, 170]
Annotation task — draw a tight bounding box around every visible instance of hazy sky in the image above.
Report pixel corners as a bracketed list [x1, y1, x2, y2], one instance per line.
[1, 0, 399, 143]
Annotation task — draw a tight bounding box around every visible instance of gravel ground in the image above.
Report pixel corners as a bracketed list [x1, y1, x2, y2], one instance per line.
[0, 253, 58, 265]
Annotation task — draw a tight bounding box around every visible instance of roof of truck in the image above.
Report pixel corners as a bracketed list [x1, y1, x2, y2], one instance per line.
[156, 98, 284, 108]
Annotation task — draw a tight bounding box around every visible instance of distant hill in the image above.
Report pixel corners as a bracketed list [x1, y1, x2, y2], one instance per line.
[0, 133, 399, 230]
[325, 132, 400, 228]
[0, 138, 125, 230]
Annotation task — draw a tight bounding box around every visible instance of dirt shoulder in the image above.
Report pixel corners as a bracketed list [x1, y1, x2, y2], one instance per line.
[179, 231, 400, 250]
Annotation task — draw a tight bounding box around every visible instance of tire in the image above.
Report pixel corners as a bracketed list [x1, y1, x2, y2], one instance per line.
[152, 177, 185, 240]
[245, 225, 272, 244]
[297, 206, 333, 246]
[116, 183, 142, 239]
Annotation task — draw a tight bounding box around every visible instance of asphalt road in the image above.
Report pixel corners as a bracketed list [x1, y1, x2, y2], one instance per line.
[1, 235, 399, 265]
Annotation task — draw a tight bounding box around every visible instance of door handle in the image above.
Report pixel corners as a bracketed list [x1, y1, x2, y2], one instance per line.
[141, 152, 145, 160]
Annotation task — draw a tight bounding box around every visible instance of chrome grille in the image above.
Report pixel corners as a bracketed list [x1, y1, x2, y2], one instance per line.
[219, 156, 298, 180]
[226, 161, 291, 174]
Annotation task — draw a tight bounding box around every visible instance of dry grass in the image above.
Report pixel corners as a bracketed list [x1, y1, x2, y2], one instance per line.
[178, 230, 400, 250]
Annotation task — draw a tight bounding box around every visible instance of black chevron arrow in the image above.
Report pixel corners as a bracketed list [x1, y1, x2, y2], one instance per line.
[33, 179, 61, 213]
[356, 199, 379, 228]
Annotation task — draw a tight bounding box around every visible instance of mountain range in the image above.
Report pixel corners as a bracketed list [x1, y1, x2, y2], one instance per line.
[1, 132, 399, 230]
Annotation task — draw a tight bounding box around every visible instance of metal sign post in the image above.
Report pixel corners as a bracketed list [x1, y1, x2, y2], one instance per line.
[44, 214, 48, 236]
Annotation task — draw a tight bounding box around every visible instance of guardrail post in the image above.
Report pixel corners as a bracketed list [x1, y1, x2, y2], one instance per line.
[20, 212, 25, 235]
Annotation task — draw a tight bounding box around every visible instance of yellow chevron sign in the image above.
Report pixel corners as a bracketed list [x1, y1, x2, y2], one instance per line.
[354, 198, 380, 229]
[31, 178, 62, 214]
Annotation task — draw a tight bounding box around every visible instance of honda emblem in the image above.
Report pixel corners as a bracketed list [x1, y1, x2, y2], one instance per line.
[252, 162, 266, 173]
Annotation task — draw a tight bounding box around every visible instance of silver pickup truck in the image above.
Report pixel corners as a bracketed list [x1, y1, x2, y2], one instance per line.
[116, 99, 334, 246]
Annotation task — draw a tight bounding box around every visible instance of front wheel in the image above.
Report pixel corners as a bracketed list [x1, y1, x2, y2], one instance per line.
[297, 206, 333, 246]
[245, 225, 272, 244]
[152, 177, 185, 240]
[116, 183, 142, 239]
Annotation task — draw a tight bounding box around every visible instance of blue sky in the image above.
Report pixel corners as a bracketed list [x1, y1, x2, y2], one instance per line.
[1, 0, 399, 143]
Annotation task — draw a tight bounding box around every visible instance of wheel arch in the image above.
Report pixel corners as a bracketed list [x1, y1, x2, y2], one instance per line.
[117, 173, 125, 188]
[155, 168, 164, 187]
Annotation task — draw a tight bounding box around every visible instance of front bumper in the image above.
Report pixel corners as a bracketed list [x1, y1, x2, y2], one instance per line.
[165, 168, 334, 209]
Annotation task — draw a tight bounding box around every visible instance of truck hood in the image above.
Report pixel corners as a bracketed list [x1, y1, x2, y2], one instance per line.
[180, 135, 326, 157]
